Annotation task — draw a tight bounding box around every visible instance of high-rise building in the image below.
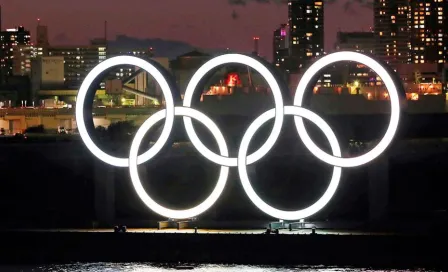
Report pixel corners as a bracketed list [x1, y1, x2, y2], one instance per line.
[374, 0, 410, 68]
[12, 44, 35, 76]
[48, 40, 107, 88]
[0, 26, 31, 81]
[409, 0, 447, 64]
[36, 25, 49, 47]
[35, 24, 49, 57]
[273, 24, 290, 72]
[288, 0, 324, 73]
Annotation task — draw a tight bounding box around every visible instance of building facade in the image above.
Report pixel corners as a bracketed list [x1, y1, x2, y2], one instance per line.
[335, 31, 380, 86]
[374, 0, 410, 68]
[335, 31, 375, 54]
[48, 42, 107, 88]
[12, 45, 35, 76]
[273, 24, 290, 72]
[35, 24, 49, 57]
[107, 47, 154, 79]
[170, 50, 213, 96]
[0, 27, 31, 81]
[31, 56, 65, 96]
[409, 0, 447, 64]
[288, 0, 324, 73]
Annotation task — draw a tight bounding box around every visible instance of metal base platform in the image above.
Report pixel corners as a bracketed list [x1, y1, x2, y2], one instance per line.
[158, 218, 197, 230]
[269, 220, 314, 231]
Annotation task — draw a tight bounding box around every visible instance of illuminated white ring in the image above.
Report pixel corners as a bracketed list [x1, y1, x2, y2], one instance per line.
[76, 52, 400, 221]
[294, 51, 400, 168]
[75, 56, 175, 167]
[238, 106, 342, 220]
[129, 107, 229, 219]
[183, 54, 284, 167]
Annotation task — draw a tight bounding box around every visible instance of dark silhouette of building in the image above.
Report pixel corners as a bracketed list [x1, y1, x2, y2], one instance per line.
[273, 24, 290, 73]
[288, 0, 324, 73]
[335, 31, 379, 86]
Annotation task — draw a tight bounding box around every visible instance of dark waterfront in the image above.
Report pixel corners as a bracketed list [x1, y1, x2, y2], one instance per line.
[1, 114, 447, 228]
[0, 138, 446, 227]
[0, 115, 447, 269]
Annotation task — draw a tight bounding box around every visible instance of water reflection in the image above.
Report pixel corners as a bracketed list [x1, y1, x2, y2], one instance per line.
[0, 263, 438, 272]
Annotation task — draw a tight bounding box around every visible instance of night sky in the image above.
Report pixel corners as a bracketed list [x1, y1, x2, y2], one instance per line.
[0, 0, 373, 58]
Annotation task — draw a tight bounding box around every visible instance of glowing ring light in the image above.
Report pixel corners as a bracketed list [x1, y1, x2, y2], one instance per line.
[129, 107, 229, 219]
[183, 54, 284, 167]
[294, 51, 400, 168]
[76, 52, 401, 221]
[75, 56, 176, 167]
[238, 106, 341, 220]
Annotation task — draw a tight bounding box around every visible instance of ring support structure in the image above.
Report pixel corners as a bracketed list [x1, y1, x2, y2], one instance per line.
[76, 52, 401, 221]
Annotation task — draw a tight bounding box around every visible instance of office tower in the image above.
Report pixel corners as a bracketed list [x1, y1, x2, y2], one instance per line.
[48, 40, 107, 88]
[409, 0, 447, 64]
[288, 0, 324, 73]
[374, 0, 410, 68]
[12, 45, 35, 76]
[36, 25, 49, 47]
[0, 26, 31, 81]
[273, 24, 290, 72]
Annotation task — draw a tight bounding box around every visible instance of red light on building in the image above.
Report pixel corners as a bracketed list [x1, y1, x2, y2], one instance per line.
[225, 72, 241, 87]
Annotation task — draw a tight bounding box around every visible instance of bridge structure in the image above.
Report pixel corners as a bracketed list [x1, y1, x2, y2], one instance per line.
[0, 107, 161, 134]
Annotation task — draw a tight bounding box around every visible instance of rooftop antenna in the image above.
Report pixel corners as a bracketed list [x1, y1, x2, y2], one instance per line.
[253, 36, 259, 56]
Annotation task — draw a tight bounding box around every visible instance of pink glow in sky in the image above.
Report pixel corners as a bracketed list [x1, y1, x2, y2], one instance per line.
[0, 0, 373, 58]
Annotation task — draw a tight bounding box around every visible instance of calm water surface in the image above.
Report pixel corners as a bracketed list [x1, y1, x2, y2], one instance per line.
[0, 264, 438, 272]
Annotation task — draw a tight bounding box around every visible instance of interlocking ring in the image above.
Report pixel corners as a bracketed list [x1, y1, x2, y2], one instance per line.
[76, 52, 401, 221]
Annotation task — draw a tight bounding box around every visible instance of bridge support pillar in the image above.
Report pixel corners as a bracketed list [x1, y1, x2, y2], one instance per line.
[368, 155, 389, 222]
[94, 160, 115, 227]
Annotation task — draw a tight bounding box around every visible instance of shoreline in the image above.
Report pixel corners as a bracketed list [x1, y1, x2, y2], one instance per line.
[0, 229, 446, 269]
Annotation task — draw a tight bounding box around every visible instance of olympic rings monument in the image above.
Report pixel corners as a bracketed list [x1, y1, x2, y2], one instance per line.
[76, 51, 402, 224]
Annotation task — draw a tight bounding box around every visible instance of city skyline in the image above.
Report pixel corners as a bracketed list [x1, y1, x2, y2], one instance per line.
[0, 0, 373, 58]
